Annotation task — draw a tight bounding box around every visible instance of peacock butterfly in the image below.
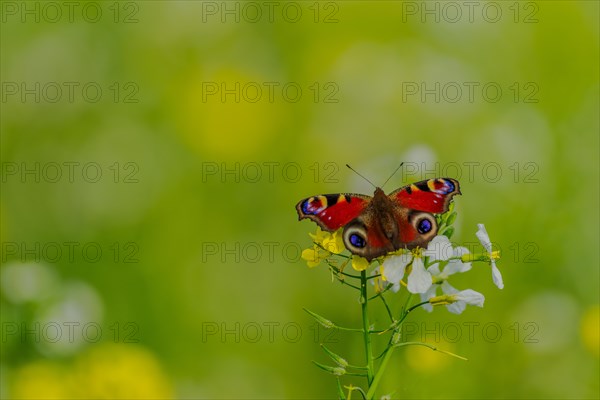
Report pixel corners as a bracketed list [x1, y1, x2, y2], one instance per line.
[296, 177, 460, 261]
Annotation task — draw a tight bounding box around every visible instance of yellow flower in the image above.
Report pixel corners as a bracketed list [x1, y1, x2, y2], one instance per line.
[351, 255, 370, 271]
[321, 229, 345, 254]
[309, 227, 344, 254]
[302, 228, 346, 267]
[301, 246, 329, 268]
[308, 226, 330, 243]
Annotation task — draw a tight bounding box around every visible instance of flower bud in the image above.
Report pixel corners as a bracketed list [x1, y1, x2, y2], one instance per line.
[428, 294, 455, 306]
[392, 331, 402, 345]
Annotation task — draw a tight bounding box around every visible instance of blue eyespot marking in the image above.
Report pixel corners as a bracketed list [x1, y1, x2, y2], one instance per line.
[442, 179, 455, 193]
[302, 196, 327, 215]
[349, 233, 366, 248]
[417, 219, 432, 234]
[301, 199, 314, 214]
[430, 179, 455, 194]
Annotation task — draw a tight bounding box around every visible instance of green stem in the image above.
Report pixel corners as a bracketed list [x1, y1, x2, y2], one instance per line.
[360, 270, 374, 385]
[336, 377, 346, 400]
[365, 346, 395, 399]
[366, 295, 418, 398]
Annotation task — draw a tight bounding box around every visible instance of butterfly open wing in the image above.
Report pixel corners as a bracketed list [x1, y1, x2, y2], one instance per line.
[296, 194, 371, 231]
[296, 178, 460, 261]
[389, 178, 460, 214]
[385, 178, 461, 252]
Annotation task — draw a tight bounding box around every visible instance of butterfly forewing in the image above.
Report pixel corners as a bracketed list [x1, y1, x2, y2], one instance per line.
[389, 178, 460, 214]
[296, 193, 371, 231]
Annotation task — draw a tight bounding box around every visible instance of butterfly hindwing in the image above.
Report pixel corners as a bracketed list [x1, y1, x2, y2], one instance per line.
[296, 194, 371, 231]
[389, 178, 460, 214]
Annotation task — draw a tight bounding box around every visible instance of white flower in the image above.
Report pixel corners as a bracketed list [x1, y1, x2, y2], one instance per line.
[446, 288, 485, 314]
[420, 240, 472, 311]
[423, 235, 472, 275]
[381, 249, 433, 295]
[381, 252, 411, 290]
[407, 256, 431, 293]
[422, 235, 455, 263]
[476, 224, 504, 289]
[428, 287, 485, 314]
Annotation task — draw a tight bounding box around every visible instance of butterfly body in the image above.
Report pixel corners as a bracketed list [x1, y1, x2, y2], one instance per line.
[296, 178, 460, 261]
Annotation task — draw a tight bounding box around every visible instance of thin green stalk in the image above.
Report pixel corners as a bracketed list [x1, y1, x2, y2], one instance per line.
[377, 292, 394, 322]
[365, 346, 395, 399]
[360, 270, 374, 385]
[401, 292, 413, 315]
[336, 377, 346, 400]
[406, 300, 430, 314]
[335, 326, 365, 333]
[366, 295, 421, 398]
[328, 264, 362, 280]
[336, 280, 362, 291]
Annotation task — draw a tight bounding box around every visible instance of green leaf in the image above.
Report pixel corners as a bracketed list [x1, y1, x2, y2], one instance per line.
[448, 201, 455, 214]
[435, 214, 445, 227]
[446, 212, 457, 226]
[442, 226, 455, 239]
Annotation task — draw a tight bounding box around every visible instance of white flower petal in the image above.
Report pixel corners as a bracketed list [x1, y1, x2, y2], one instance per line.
[444, 259, 471, 275]
[446, 301, 467, 314]
[382, 254, 411, 284]
[452, 246, 470, 257]
[407, 257, 432, 294]
[427, 263, 441, 276]
[420, 284, 438, 312]
[476, 223, 493, 253]
[456, 289, 485, 307]
[491, 260, 504, 289]
[422, 284, 438, 300]
[423, 235, 453, 262]
[441, 281, 458, 295]
[446, 289, 484, 314]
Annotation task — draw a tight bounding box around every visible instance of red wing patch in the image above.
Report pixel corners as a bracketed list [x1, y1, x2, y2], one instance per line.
[398, 218, 418, 243]
[296, 194, 371, 231]
[389, 178, 460, 214]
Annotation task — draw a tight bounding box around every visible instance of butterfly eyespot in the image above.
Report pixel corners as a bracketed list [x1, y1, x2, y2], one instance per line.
[343, 226, 368, 251]
[417, 218, 432, 234]
[349, 233, 366, 248]
[301, 196, 328, 215]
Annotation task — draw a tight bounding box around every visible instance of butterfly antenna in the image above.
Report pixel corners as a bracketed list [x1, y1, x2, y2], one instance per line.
[346, 164, 377, 188]
[381, 162, 404, 189]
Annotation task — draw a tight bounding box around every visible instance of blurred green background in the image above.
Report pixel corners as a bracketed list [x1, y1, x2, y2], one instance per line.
[1, 1, 598, 398]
